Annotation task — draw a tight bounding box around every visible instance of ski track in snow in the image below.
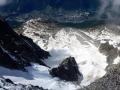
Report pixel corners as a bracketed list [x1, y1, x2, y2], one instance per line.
[2, 20, 120, 90]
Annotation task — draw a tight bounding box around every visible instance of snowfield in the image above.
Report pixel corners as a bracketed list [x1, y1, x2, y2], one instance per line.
[1, 19, 120, 90]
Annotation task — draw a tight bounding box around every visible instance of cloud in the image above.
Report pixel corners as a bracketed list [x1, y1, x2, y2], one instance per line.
[97, 0, 109, 17]
[97, 0, 120, 22]
[0, 0, 12, 6]
[0, 0, 7, 6]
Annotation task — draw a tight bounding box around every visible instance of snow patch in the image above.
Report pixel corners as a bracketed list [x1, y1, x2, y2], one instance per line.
[23, 24, 108, 87]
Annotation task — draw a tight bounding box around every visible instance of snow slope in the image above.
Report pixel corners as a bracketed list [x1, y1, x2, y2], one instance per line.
[23, 19, 108, 87]
[2, 19, 120, 90]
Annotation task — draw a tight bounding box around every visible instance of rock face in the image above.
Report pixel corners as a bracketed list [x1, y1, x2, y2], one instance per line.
[0, 77, 47, 90]
[99, 42, 118, 64]
[49, 57, 83, 83]
[0, 18, 50, 70]
[80, 64, 120, 90]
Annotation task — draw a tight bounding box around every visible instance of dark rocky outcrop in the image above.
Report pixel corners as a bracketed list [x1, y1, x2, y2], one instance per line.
[99, 42, 118, 65]
[49, 57, 83, 83]
[0, 77, 47, 90]
[0, 18, 50, 70]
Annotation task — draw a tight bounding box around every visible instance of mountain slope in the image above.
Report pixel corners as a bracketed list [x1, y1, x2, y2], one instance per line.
[0, 17, 50, 70]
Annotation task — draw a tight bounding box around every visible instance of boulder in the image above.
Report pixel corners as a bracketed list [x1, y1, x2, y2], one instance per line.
[49, 57, 83, 83]
[99, 42, 118, 64]
[0, 17, 50, 70]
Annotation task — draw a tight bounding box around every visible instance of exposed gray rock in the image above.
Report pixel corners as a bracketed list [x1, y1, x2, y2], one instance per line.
[118, 50, 120, 57]
[80, 64, 120, 90]
[99, 42, 118, 64]
[49, 57, 83, 83]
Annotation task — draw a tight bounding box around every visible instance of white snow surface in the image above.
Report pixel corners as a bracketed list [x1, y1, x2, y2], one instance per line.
[2, 19, 120, 90]
[0, 64, 78, 90]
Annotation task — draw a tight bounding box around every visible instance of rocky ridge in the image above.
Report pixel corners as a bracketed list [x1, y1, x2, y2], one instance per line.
[0, 18, 50, 70]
